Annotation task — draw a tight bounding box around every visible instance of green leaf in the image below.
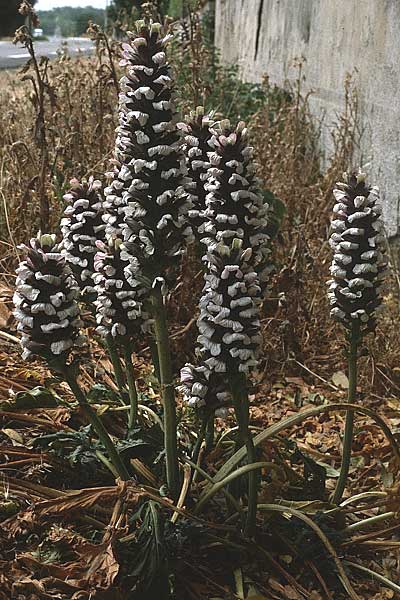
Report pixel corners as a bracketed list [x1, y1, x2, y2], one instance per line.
[1, 386, 59, 410]
[87, 383, 120, 404]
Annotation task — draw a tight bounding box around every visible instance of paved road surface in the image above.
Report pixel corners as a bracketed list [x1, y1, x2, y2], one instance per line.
[0, 37, 94, 70]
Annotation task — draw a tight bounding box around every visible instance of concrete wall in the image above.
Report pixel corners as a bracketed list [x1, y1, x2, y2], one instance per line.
[215, 0, 400, 236]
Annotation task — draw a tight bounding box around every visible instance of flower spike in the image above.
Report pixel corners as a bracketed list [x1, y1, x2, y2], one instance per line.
[13, 233, 83, 361]
[328, 170, 387, 506]
[328, 171, 387, 336]
[61, 177, 106, 299]
[93, 238, 150, 341]
[103, 20, 192, 280]
[178, 106, 214, 241]
[203, 119, 270, 283]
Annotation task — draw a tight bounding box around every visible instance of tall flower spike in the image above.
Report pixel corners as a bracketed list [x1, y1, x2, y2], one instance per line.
[327, 171, 386, 335]
[189, 239, 261, 535]
[103, 20, 192, 279]
[178, 106, 214, 241]
[61, 177, 106, 298]
[93, 237, 150, 340]
[202, 119, 270, 284]
[196, 239, 262, 375]
[13, 233, 83, 361]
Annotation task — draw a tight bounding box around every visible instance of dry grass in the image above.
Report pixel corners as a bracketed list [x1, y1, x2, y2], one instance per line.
[247, 64, 400, 405]
[0, 49, 118, 273]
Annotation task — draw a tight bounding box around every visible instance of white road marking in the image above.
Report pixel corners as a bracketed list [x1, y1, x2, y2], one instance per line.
[7, 53, 31, 59]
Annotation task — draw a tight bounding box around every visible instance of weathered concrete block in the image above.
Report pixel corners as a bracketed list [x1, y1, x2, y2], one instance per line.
[215, 0, 400, 235]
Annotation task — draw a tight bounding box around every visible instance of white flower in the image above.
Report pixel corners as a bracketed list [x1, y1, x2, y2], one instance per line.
[14, 234, 83, 360]
[328, 171, 386, 333]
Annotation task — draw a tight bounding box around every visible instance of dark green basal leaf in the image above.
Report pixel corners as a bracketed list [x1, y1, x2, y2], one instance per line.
[32, 426, 106, 479]
[124, 501, 170, 599]
[1, 386, 60, 410]
[87, 383, 121, 404]
[118, 423, 164, 465]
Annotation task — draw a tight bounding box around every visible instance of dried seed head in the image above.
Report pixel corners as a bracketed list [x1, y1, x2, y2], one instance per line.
[61, 177, 106, 299]
[327, 171, 387, 334]
[18, 0, 40, 27]
[13, 233, 83, 361]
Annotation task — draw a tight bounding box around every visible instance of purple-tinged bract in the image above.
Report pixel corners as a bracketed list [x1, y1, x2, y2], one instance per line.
[327, 171, 386, 334]
[93, 238, 150, 340]
[61, 177, 106, 298]
[13, 234, 83, 360]
[103, 20, 192, 283]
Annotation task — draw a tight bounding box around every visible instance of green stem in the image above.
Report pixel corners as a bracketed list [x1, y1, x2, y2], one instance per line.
[122, 342, 139, 429]
[229, 370, 258, 537]
[332, 321, 359, 505]
[149, 337, 161, 382]
[191, 412, 209, 465]
[343, 560, 400, 595]
[61, 365, 130, 481]
[151, 285, 180, 499]
[184, 457, 242, 515]
[95, 449, 119, 479]
[105, 334, 127, 404]
[344, 511, 395, 533]
[205, 412, 215, 454]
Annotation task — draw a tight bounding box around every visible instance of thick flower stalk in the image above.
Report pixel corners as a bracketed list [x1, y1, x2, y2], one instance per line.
[178, 106, 214, 241]
[202, 119, 270, 284]
[60, 178, 106, 299]
[328, 171, 386, 503]
[103, 20, 194, 497]
[13, 233, 128, 480]
[94, 237, 150, 427]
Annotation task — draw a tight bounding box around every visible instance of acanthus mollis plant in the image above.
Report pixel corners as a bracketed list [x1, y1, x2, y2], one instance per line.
[202, 119, 270, 286]
[60, 177, 106, 301]
[177, 106, 214, 241]
[103, 20, 193, 497]
[182, 238, 262, 535]
[13, 233, 129, 480]
[93, 237, 151, 427]
[327, 171, 387, 503]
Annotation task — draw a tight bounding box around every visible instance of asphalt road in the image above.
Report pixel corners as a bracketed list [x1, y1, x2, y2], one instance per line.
[0, 37, 94, 70]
